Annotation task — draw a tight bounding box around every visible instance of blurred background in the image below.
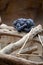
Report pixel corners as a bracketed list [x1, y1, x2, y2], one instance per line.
[0, 0, 43, 26]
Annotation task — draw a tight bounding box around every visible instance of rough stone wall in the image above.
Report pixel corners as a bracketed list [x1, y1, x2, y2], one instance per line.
[0, 0, 9, 11]
[0, 0, 43, 25]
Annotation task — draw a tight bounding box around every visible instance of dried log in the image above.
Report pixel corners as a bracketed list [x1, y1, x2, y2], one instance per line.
[0, 28, 25, 37]
[0, 54, 43, 65]
[17, 39, 28, 54]
[38, 34, 43, 46]
[17, 33, 30, 54]
[0, 24, 23, 37]
[0, 24, 42, 54]
[38, 34, 43, 56]
[11, 46, 37, 55]
[0, 24, 14, 30]
[13, 54, 42, 59]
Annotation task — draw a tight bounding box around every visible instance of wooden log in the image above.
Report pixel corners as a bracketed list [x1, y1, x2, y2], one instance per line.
[13, 54, 42, 59]
[0, 54, 43, 65]
[11, 46, 37, 55]
[0, 24, 25, 37]
[0, 29, 25, 37]
[17, 33, 30, 54]
[38, 34, 43, 56]
[0, 24, 42, 54]
[0, 24, 14, 30]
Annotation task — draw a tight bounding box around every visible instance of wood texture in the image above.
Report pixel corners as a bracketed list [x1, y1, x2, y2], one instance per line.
[0, 54, 43, 65]
[0, 25, 42, 54]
